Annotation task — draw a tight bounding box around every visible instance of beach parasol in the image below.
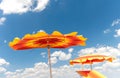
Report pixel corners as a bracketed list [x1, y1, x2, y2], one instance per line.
[70, 54, 114, 70]
[70, 54, 115, 78]
[9, 31, 87, 78]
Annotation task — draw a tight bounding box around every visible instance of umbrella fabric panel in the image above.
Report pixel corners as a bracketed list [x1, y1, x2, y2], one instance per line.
[9, 31, 87, 50]
[70, 55, 114, 65]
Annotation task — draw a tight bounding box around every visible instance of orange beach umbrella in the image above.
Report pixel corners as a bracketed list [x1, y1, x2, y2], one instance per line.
[70, 54, 114, 70]
[9, 31, 87, 78]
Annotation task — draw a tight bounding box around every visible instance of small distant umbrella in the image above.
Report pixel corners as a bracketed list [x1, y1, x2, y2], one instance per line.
[70, 54, 115, 70]
[9, 31, 87, 78]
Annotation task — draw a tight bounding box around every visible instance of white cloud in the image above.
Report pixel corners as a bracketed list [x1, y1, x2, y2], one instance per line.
[68, 48, 74, 53]
[118, 43, 120, 49]
[0, 0, 49, 15]
[50, 50, 72, 64]
[51, 50, 72, 61]
[0, 58, 9, 66]
[59, 53, 71, 61]
[103, 59, 120, 69]
[104, 19, 120, 37]
[95, 59, 120, 70]
[52, 65, 79, 78]
[51, 57, 57, 64]
[103, 29, 110, 34]
[40, 52, 46, 58]
[38, 30, 45, 32]
[78, 47, 96, 56]
[0, 58, 9, 74]
[5, 62, 49, 78]
[33, 30, 45, 34]
[32, 0, 49, 12]
[111, 19, 120, 26]
[78, 45, 120, 57]
[0, 0, 32, 14]
[4, 40, 7, 43]
[114, 29, 120, 37]
[0, 17, 6, 25]
[5, 62, 79, 78]
[0, 67, 6, 73]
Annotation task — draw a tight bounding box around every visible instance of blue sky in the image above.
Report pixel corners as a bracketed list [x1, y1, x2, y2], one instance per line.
[0, 0, 120, 78]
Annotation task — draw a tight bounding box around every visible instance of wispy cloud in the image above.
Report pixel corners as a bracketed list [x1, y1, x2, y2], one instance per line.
[0, 0, 49, 15]
[0, 17, 6, 25]
[32, 0, 49, 12]
[40, 52, 46, 58]
[38, 30, 45, 32]
[103, 29, 111, 34]
[103, 19, 120, 37]
[32, 30, 45, 34]
[114, 29, 120, 37]
[3, 40, 7, 43]
[111, 19, 120, 26]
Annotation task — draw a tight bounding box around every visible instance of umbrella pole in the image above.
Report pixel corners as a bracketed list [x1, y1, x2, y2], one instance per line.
[90, 64, 92, 70]
[47, 46, 52, 78]
[90, 61, 92, 70]
[81, 64, 84, 70]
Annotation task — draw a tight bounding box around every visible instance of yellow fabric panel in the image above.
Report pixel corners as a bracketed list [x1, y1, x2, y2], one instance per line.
[51, 31, 63, 36]
[65, 32, 78, 36]
[23, 34, 32, 38]
[33, 31, 48, 37]
[87, 70, 106, 78]
[76, 70, 106, 78]
[9, 37, 20, 46]
[78, 35, 87, 41]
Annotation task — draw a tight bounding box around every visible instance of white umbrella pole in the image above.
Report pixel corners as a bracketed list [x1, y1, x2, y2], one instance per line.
[90, 62, 92, 70]
[90, 64, 92, 70]
[48, 46, 52, 78]
[81, 64, 84, 70]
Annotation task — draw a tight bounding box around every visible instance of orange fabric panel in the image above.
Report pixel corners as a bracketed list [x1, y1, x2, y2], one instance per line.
[76, 70, 106, 78]
[9, 31, 87, 50]
[70, 54, 115, 65]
